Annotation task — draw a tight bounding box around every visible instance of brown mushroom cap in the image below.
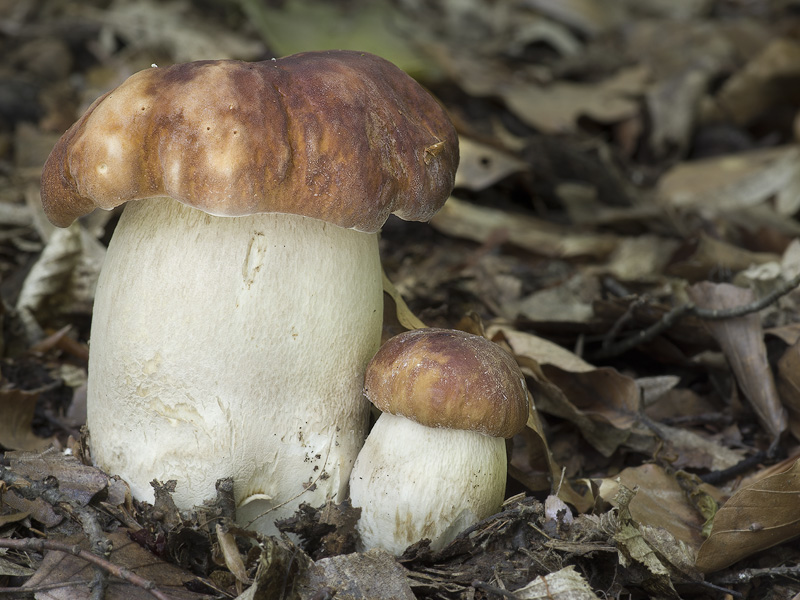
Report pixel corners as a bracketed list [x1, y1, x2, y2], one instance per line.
[40, 50, 458, 231]
[364, 328, 529, 438]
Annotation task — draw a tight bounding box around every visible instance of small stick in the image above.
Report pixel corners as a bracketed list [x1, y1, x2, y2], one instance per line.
[0, 537, 172, 600]
[592, 271, 800, 360]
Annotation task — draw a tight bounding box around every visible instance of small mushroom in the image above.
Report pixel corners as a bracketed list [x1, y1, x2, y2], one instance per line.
[349, 328, 529, 554]
[39, 51, 458, 535]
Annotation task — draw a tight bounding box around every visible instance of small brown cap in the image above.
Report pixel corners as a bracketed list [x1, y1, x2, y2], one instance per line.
[364, 328, 529, 438]
[41, 50, 458, 231]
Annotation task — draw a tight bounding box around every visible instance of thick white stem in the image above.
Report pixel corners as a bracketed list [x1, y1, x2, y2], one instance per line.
[349, 412, 507, 555]
[87, 197, 382, 534]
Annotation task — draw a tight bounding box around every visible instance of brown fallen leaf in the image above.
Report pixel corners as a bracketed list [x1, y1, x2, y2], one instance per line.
[299, 548, 416, 600]
[687, 281, 787, 441]
[666, 232, 779, 282]
[657, 146, 800, 217]
[0, 386, 54, 452]
[599, 464, 708, 550]
[430, 196, 618, 260]
[21, 531, 207, 599]
[7, 450, 108, 507]
[711, 39, 800, 127]
[776, 340, 800, 441]
[454, 137, 527, 191]
[696, 458, 800, 573]
[538, 364, 639, 457]
[500, 65, 649, 134]
[514, 565, 601, 600]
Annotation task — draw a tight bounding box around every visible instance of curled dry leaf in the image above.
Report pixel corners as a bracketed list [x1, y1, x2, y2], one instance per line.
[500, 65, 649, 134]
[491, 326, 639, 458]
[0, 388, 53, 452]
[15, 222, 105, 339]
[430, 197, 618, 259]
[667, 232, 780, 282]
[382, 270, 426, 333]
[21, 531, 204, 599]
[539, 364, 639, 457]
[657, 146, 800, 216]
[599, 464, 708, 550]
[687, 281, 787, 441]
[514, 565, 601, 600]
[777, 340, 800, 440]
[612, 484, 701, 599]
[712, 39, 800, 127]
[696, 458, 800, 573]
[454, 137, 527, 191]
[488, 327, 593, 511]
[216, 523, 250, 585]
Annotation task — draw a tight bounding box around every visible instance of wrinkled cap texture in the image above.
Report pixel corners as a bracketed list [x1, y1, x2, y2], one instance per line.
[364, 328, 529, 438]
[40, 50, 459, 231]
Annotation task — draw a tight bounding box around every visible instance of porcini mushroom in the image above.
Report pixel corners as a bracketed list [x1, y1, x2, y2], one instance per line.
[39, 51, 458, 535]
[349, 328, 529, 554]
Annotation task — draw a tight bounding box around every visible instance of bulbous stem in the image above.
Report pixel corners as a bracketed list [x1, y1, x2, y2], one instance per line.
[88, 197, 383, 534]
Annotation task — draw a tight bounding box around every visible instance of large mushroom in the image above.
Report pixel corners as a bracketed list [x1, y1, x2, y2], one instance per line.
[349, 328, 529, 555]
[39, 51, 458, 535]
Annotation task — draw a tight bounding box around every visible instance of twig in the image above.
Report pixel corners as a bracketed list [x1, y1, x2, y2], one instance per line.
[700, 450, 771, 485]
[591, 271, 800, 360]
[0, 538, 173, 600]
[712, 564, 800, 584]
[471, 580, 518, 599]
[0, 464, 110, 557]
[0, 579, 90, 597]
[0, 462, 113, 594]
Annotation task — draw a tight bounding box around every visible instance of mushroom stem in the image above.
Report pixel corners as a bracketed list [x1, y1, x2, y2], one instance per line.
[349, 412, 507, 555]
[88, 197, 382, 534]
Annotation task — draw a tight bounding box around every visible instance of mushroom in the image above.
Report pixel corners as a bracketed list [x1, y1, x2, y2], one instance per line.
[39, 51, 458, 535]
[349, 328, 529, 555]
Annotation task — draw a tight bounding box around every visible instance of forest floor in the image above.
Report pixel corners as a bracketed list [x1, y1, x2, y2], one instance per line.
[2, 1, 800, 598]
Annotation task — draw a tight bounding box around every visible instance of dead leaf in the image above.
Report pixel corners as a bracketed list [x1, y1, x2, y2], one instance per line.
[538, 365, 639, 457]
[611, 484, 701, 598]
[658, 145, 800, 215]
[500, 65, 649, 134]
[15, 222, 105, 342]
[91, 0, 265, 63]
[687, 281, 787, 441]
[382, 271, 426, 332]
[490, 326, 595, 373]
[216, 523, 249, 585]
[21, 531, 207, 599]
[712, 39, 800, 127]
[300, 549, 416, 600]
[777, 340, 800, 440]
[7, 450, 109, 507]
[696, 458, 800, 573]
[511, 273, 601, 324]
[599, 465, 709, 550]
[0, 387, 53, 452]
[0, 552, 35, 577]
[431, 197, 618, 259]
[515, 565, 601, 599]
[454, 137, 528, 191]
[666, 232, 780, 282]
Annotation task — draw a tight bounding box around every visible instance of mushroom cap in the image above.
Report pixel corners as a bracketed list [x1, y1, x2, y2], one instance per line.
[364, 328, 529, 438]
[40, 50, 458, 231]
